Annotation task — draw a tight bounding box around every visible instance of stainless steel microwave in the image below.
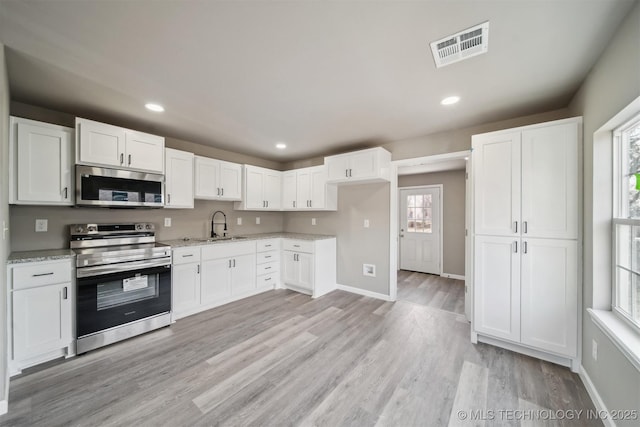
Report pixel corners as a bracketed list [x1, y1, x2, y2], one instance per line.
[75, 165, 165, 208]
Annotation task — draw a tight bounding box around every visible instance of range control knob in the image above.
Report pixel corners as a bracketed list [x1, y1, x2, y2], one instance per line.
[87, 225, 97, 233]
[136, 224, 143, 231]
[146, 224, 152, 230]
[75, 226, 84, 233]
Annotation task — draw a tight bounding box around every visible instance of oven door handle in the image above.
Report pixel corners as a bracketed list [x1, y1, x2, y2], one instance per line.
[76, 258, 171, 279]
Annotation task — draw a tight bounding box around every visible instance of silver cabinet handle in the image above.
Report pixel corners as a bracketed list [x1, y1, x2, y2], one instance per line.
[309, 200, 312, 208]
[217, 188, 220, 196]
[128, 154, 132, 165]
[63, 187, 68, 199]
[523, 221, 528, 234]
[523, 241, 528, 254]
[513, 241, 518, 253]
[265, 244, 272, 248]
[265, 266, 271, 270]
[167, 194, 171, 204]
[349, 169, 353, 177]
[120, 153, 124, 165]
[197, 264, 200, 274]
[345, 169, 349, 177]
[33, 272, 54, 277]
[228, 259, 232, 268]
[293, 201, 296, 208]
[513, 221, 518, 233]
[233, 259, 236, 267]
[221, 188, 224, 196]
[293, 244, 300, 248]
[265, 277, 271, 281]
[265, 255, 272, 259]
[266, 201, 269, 208]
[62, 286, 68, 300]
[182, 254, 193, 257]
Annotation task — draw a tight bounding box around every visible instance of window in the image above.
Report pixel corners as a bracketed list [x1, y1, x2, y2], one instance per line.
[406, 194, 433, 233]
[613, 113, 640, 329]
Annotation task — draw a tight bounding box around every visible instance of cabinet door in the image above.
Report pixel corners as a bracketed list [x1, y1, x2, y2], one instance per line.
[231, 254, 256, 295]
[473, 131, 521, 236]
[13, 283, 71, 361]
[194, 156, 220, 199]
[245, 167, 265, 209]
[264, 170, 282, 210]
[521, 238, 577, 356]
[200, 258, 232, 303]
[124, 131, 164, 173]
[282, 251, 298, 285]
[16, 121, 72, 204]
[282, 171, 297, 209]
[296, 169, 312, 209]
[473, 235, 520, 342]
[219, 161, 242, 200]
[521, 123, 578, 239]
[297, 252, 314, 291]
[349, 151, 377, 179]
[172, 262, 200, 316]
[326, 155, 350, 181]
[165, 148, 194, 209]
[309, 166, 327, 209]
[77, 118, 125, 167]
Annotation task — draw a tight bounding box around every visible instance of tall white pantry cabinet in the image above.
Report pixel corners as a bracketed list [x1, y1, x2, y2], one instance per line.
[471, 117, 581, 371]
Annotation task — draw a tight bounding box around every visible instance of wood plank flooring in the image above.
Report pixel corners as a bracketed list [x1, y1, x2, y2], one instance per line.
[397, 269, 465, 315]
[0, 288, 599, 426]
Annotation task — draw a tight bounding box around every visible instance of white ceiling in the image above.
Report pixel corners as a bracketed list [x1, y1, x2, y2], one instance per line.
[0, 0, 635, 162]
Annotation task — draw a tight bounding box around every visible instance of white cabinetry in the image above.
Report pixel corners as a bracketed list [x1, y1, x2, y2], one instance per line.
[165, 148, 194, 209]
[282, 238, 336, 298]
[472, 117, 581, 368]
[282, 166, 337, 211]
[235, 165, 282, 210]
[325, 147, 391, 184]
[9, 116, 74, 205]
[256, 239, 281, 288]
[76, 117, 164, 173]
[8, 259, 74, 375]
[172, 246, 201, 319]
[194, 156, 242, 201]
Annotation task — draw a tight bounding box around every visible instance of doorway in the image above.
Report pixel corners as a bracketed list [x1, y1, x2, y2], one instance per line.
[399, 186, 442, 275]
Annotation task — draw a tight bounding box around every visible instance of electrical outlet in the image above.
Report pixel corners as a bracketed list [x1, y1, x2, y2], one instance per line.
[592, 339, 598, 360]
[237, 217, 242, 226]
[363, 263, 376, 277]
[35, 219, 48, 232]
[164, 218, 172, 227]
[312, 218, 317, 226]
[256, 217, 261, 225]
[364, 219, 370, 228]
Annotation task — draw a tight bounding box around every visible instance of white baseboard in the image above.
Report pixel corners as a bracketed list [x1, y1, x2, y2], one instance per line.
[441, 273, 465, 281]
[0, 399, 7, 416]
[579, 366, 615, 427]
[336, 284, 393, 301]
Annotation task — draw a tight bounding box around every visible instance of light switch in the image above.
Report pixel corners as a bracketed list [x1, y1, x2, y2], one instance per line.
[312, 218, 317, 226]
[256, 217, 261, 225]
[35, 219, 48, 232]
[364, 219, 370, 228]
[164, 218, 172, 227]
[237, 217, 242, 226]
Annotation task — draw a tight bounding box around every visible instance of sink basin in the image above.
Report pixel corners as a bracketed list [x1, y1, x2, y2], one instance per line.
[195, 236, 249, 242]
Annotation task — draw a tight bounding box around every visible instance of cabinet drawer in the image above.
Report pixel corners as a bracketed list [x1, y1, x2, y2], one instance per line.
[173, 247, 201, 265]
[283, 239, 314, 253]
[257, 262, 279, 276]
[257, 238, 281, 252]
[257, 251, 280, 264]
[202, 241, 256, 260]
[12, 261, 72, 289]
[257, 273, 279, 288]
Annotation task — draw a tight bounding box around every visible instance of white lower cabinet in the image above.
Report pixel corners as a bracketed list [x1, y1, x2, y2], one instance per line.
[256, 239, 281, 289]
[282, 238, 336, 298]
[171, 248, 202, 317]
[8, 259, 74, 375]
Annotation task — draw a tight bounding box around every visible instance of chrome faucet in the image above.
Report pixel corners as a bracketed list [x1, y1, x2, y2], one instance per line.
[210, 211, 227, 238]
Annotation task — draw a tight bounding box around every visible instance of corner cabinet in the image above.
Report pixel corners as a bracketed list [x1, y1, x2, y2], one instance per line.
[471, 117, 581, 370]
[282, 238, 337, 298]
[9, 116, 74, 206]
[234, 165, 282, 211]
[325, 147, 391, 184]
[194, 156, 242, 201]
[8, 259, 74, 376]
[282, 165, 337, 211]
[76, 117, 165, 173]
[165, 148, 194, 209]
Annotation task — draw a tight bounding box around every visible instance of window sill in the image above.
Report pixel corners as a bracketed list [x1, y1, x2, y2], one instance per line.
[588, 308, 640, 372]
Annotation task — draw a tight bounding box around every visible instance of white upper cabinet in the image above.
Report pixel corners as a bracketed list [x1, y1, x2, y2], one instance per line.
[235, 165, 282, 210]
[282, 165, 337, 211]
[76, 117, 164, 173]
[325, 147, 391, 184]
[165, 148, 194, 209]
[10, 116, 74, 206]
[194, 156, 242, 201]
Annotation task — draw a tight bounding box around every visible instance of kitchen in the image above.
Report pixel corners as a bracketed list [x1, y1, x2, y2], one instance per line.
[1, 0, 640, 425]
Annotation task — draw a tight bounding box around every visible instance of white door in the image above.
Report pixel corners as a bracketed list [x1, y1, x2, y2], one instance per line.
[264, 170, 282, 209]
[165, 148, 194, 209]
[399, 187, 441, 274]
[297, 169, 312, 209]
[473, 235, 521, 342]
[219, 161, 242, 200]
[124, 131, 164, 173]
[231, 254, 257, 295]
[309, 166, 327, 209]
[282, 251, 298, 285]
[194, 156, 220, 199]
[520, 238, 577, 356]
[200, 258, 232, 303]
[297, 252, 314, 291]
[349, 151, 377, 179]
[326, 155, 350, 181]
[245, 167, 265, 209]
[282, 171, 297, 209]
[172, 262, 200, 317]
[77, 118, 125, 167]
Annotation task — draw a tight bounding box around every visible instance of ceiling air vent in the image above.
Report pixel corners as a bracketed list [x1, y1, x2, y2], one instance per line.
[430, 21, 489, 68]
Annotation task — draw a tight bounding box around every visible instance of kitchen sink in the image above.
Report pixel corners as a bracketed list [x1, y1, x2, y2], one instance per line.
[195, 236, 249, 242]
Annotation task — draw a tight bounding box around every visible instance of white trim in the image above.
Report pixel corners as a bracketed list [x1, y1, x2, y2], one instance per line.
[0, 399, 6, 416]
[588, 308, 640, 372]
[441, 273, 465, 281]
[477, 334, 576, 371]
[579, 365, 616, 427]
[336, 284, 393, 301]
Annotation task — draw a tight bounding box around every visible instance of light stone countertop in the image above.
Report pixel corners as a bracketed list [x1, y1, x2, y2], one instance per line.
[8, 249, 76, 265]
[161, 232, 336, 248]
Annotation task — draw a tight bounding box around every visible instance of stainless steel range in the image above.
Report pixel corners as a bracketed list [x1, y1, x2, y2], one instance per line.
[71, 222, 172, 353]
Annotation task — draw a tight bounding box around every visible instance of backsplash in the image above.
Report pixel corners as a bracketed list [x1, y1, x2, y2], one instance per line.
[9, 199, 284, 252]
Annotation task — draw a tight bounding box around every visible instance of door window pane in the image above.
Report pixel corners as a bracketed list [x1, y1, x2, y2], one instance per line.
[406, 193, 434, 233]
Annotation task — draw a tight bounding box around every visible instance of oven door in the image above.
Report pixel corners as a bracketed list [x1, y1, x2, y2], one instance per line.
[76, 263, 171, 338]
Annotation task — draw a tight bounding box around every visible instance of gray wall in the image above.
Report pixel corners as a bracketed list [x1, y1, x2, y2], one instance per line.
[398, 170, 465, 276]
[284, 183, 390, 296]
[568, 1, 640, 422]
[1, 43, 10, 406]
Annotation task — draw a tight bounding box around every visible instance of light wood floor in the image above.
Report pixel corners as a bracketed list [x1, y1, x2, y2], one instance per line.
[397, 270, 465, 315]
[0, 288, 599, 427]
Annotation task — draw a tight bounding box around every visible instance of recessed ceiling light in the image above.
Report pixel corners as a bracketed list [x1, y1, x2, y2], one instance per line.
[276, 143, 287, 150]
[441, 96, 460, 106]
[145, 103, 165, 112]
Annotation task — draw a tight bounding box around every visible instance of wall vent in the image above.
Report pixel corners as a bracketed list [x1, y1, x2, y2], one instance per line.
[430, 21, 489, 68]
